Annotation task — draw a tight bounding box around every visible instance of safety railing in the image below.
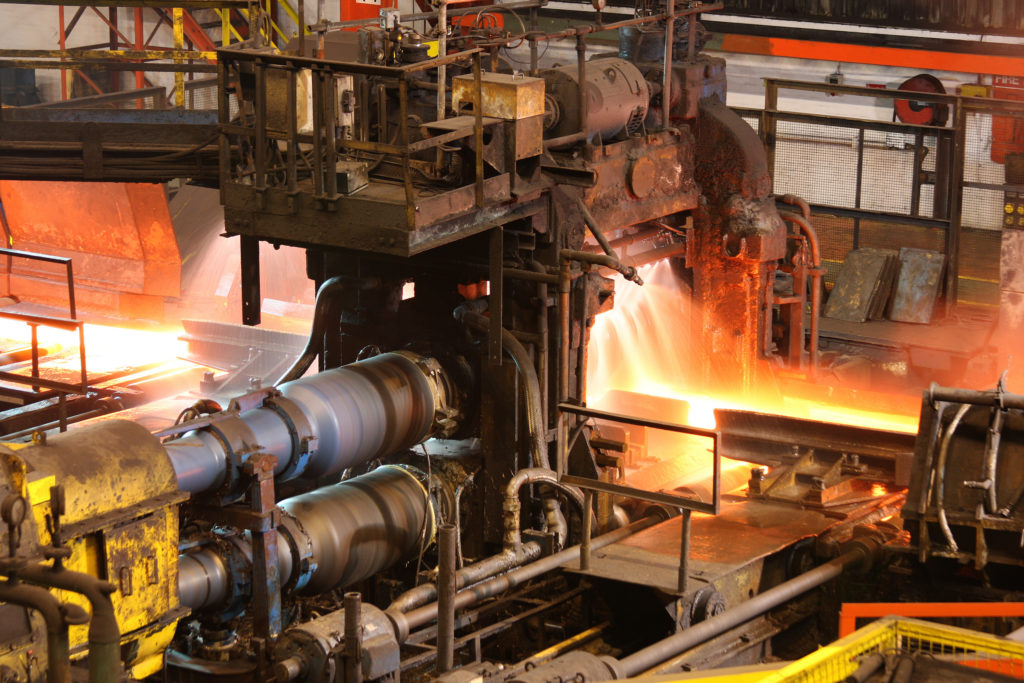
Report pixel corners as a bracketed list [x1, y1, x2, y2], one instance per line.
[839, 602, 1024, 638]
[757, 79, 1024, 311]
[558, 403, 720, 596]
[217, 46, 491, 228]
[0, 249, 88, 430]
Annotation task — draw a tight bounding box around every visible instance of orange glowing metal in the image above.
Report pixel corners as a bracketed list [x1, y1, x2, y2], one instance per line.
[0, 318, 188, 376]
[588, 261, 920, 434]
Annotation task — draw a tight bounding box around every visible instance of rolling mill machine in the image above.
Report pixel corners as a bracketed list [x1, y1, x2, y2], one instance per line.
[0, 0, 1022, 681]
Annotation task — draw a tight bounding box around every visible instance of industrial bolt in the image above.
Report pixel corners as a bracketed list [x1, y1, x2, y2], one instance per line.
[750, 467, 766, 481]
[810, 477, 826, 490]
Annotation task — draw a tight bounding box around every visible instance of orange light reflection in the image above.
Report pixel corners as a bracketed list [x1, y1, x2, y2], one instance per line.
[0, 318, 188, 377]
[587, 261, 920, 435]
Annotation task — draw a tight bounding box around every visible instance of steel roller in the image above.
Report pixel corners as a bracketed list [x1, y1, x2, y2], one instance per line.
[165, 351, 452, 496]
[178, 466, 435, 611]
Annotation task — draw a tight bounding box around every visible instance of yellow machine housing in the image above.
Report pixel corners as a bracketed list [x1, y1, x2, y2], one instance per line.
[5, 420, 187, 679]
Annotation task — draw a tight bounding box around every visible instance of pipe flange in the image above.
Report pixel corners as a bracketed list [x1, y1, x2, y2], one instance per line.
[278, 508, 317, 594]
[382, 465, 438, 551]
[394, 351, 460, 438]
[262, 392, 318, 483]
[199, 415, 261, 504]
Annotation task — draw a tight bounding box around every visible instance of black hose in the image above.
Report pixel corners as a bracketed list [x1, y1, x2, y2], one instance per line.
[276, 276, 346, 384]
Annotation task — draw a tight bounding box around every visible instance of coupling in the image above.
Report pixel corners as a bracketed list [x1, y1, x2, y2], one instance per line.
[163, 351, 458, 500]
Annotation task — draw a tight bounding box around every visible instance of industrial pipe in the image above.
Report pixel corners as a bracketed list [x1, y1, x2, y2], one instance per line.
[562, 250, 644, 286]
[0, 581, 73, 683]
[15, 565, 120, 683]
[436, 524, 457, 674]
[577, 202, 644, 286]
[779, 210, 822, 371]
[929, 383, 1024, 411]
[778, 193, 811, 221]
[178, 466, 434, 609]
[390, 513, 665, 641]
[276, 276, 346, 384]
[503, 468, 585, 552]
[386, 542, 543, 614]
[613, 549, 867, 677]
[454, 304, 548, 472]
[165, 351, 450, 496]
[454, 304, 575, 548]
[509, 547, 868, 682]
[934, 403, 970, 553]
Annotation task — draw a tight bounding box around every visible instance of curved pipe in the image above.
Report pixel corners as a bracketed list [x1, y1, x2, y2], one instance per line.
[577, 200, 643, 286]
[16, 566, 119, 683]
[276, 276, 347, 385]
[454, 304, 575, 549]
[453, 304, 549, 472]
[779, 210, 822, 371]
[0, 581, 71, 683]
[983, 406, 1005, 515]
[935, 403, 971, 553]
[561, 249, 644, 286]
[778, 193, 811, 221]
[504, 468, 585, 552]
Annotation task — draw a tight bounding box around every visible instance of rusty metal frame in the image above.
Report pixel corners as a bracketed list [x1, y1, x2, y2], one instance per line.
[559, 401, 719, 594]
[557, 403, 721, 516]
[759, 79, 1024, 314]
[0, 248, 77, 320]
[217, 46, 488, 229]
[0, 309, 89, 434]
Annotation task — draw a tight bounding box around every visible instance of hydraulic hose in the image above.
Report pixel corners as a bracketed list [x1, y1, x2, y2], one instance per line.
[453, 303, 549, 471]
[275, 276, 347, 385]
[454, 304, 576, 549]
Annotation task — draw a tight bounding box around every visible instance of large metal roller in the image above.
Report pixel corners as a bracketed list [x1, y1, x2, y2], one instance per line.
[165, 352, 451, 496]
[178, 466, 434, 610]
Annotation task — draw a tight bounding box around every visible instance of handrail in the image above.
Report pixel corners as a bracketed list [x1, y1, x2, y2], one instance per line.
[0, 249, 88, 403]
[0, 248, 75, 320]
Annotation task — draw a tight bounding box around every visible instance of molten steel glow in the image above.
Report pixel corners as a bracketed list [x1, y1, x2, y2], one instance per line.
[0, 318, 189, 377]
[587, 261, 919, 434]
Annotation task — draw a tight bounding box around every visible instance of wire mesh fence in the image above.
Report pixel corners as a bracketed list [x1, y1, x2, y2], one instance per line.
[763, 617, 1024, 683]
